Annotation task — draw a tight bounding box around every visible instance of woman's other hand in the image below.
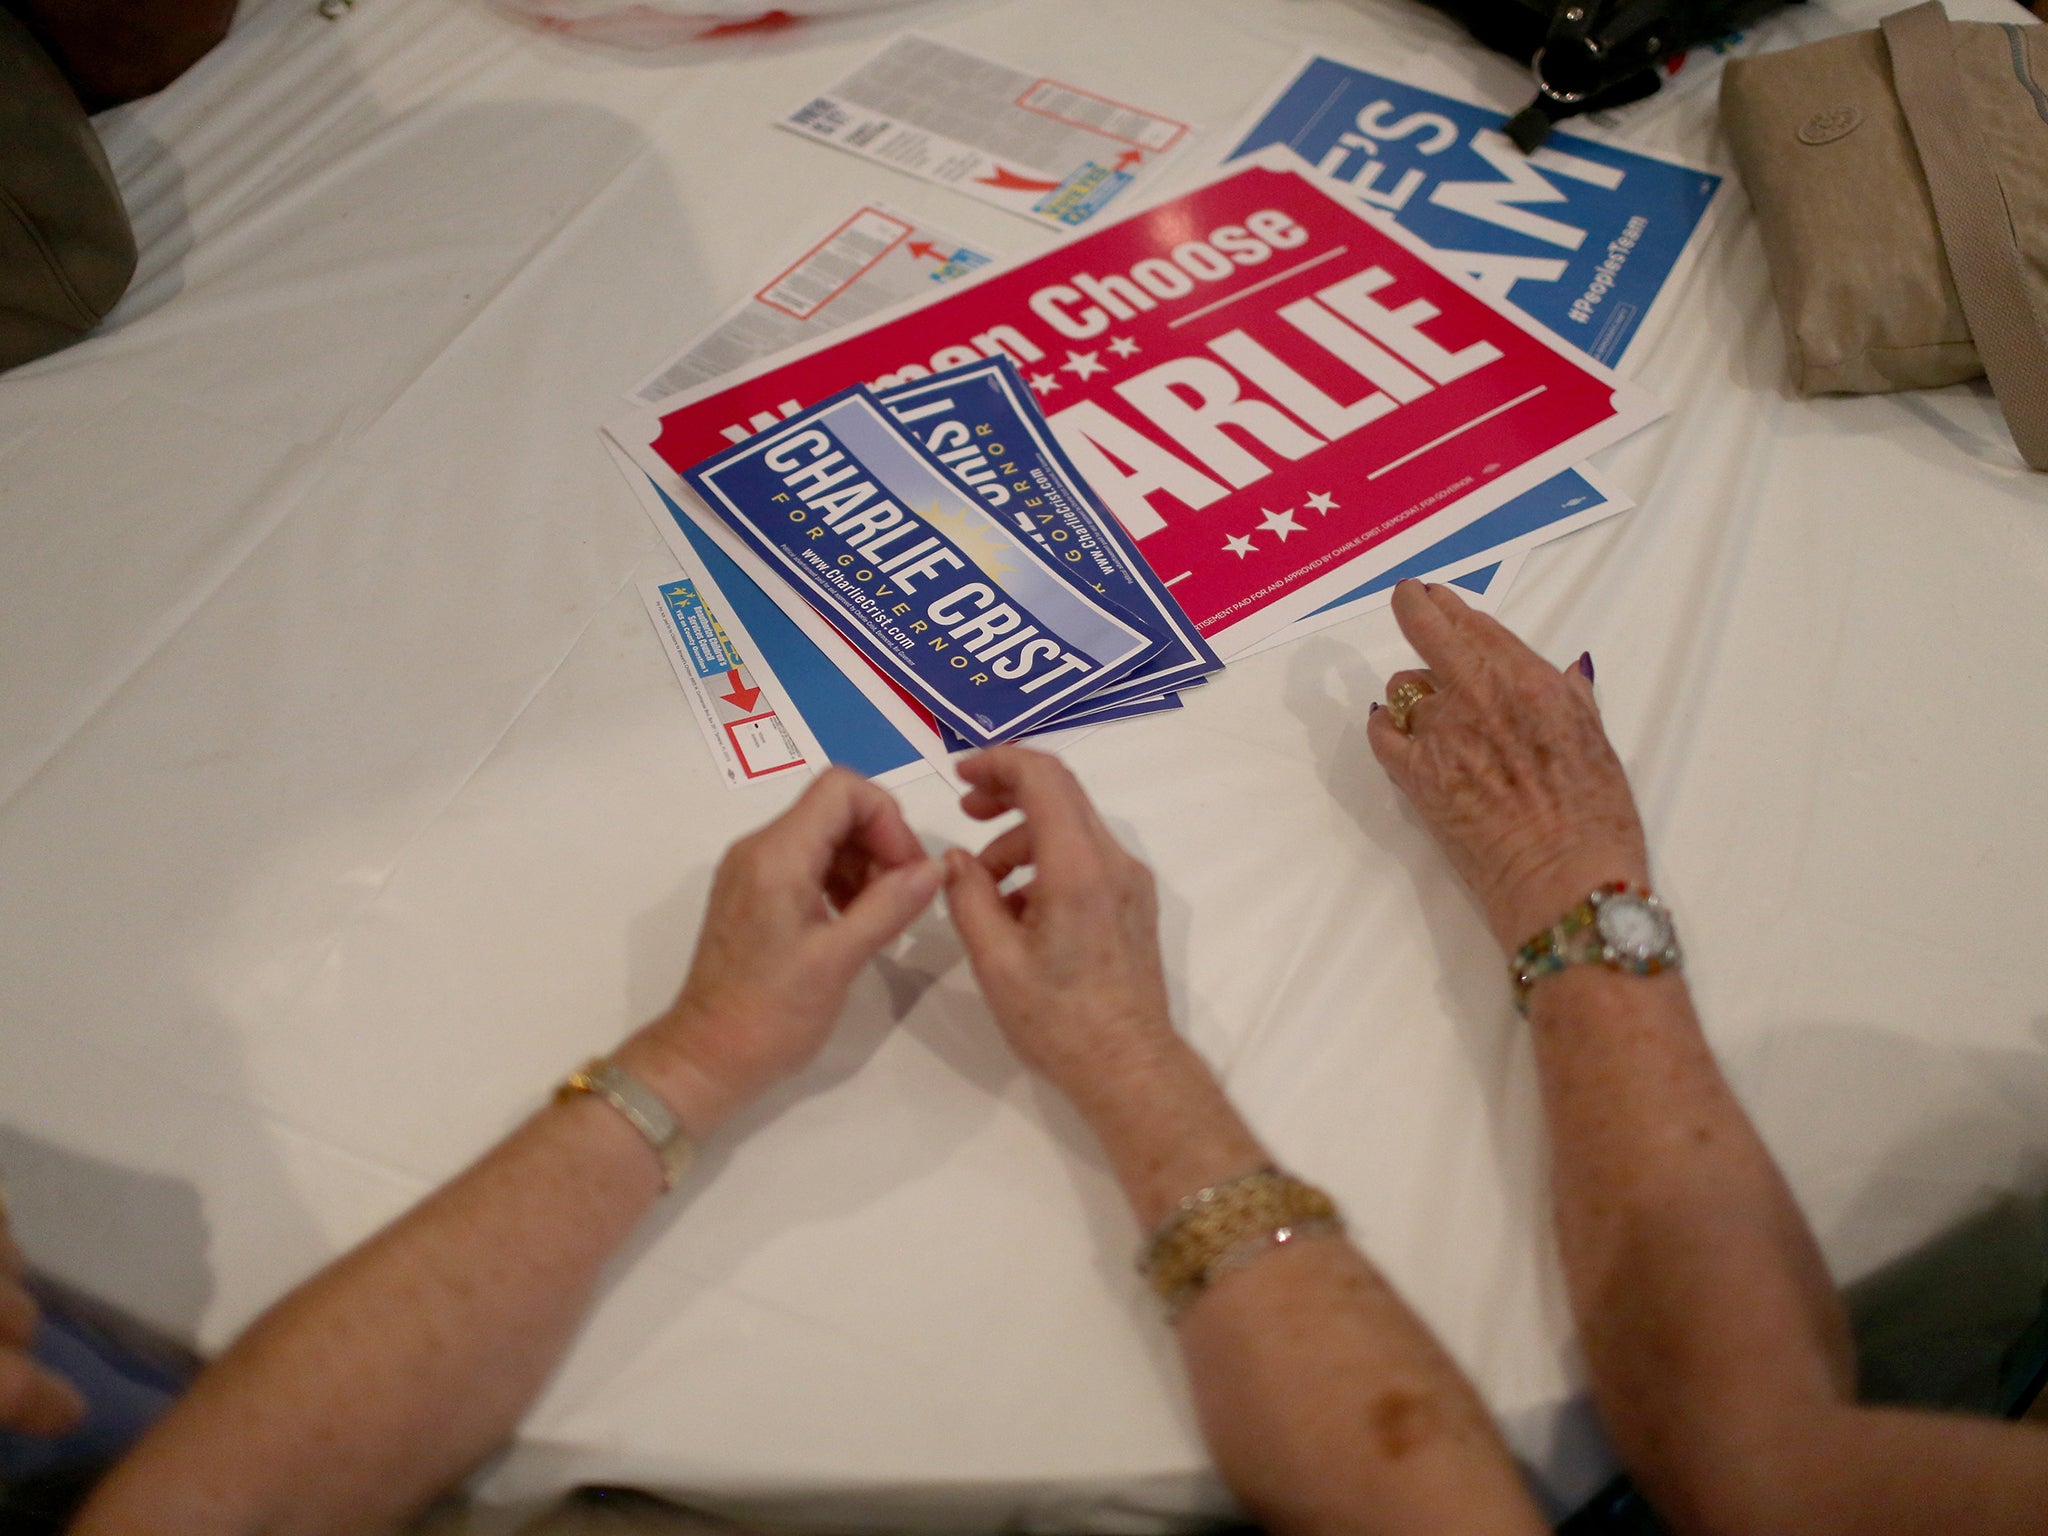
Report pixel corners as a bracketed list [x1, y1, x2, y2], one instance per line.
[624, 767, 943, 1135]
[1368, 580, 1649, 952]
[0, 1208, 84, 1438]
[943, 747, 1180, 1112]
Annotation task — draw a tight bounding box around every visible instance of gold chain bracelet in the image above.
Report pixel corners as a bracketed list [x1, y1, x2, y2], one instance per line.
[1138, 1168, 1344, 1320]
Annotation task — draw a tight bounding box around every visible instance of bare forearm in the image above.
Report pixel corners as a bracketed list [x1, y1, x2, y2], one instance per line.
[1782, 1405, 2048, 1533]
[1527, 969, 1854, 1518]
[74, 1091, 667, 1536]
[1350, 579, 2048, 1531]
[1525, 978, 2048, 1534]
[1071, 1038, 1545, 1536]
[76, 767, 942, 1536]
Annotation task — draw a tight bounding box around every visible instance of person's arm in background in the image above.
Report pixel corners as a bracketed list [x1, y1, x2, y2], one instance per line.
[944, 747, 1547, 1536]
[1, 0, 236, 110]
[72, 767, 942, 1536]
[1366, 578, 2048, 1535]
[0, 1208, 86, 1439]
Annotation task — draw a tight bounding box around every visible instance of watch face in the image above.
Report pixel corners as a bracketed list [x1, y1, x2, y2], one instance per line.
[1595, 894, 1674, 964]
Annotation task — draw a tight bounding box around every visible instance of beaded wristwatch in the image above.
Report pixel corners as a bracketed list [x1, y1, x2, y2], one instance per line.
[1510, 881, 1682, 1014]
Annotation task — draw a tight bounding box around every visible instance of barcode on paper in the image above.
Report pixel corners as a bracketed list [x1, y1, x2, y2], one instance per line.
[1016, 80, 1187, 152]
[790, 97, 850, 134]
[756, 208, 913, 320]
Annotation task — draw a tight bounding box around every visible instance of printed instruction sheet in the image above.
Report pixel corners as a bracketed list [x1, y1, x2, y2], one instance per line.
[778, 34, 1193, 231]
[632, 206, 990, 406]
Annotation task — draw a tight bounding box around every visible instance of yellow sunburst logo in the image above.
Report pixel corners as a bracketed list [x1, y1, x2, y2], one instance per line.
[921, 498, 1018, 582]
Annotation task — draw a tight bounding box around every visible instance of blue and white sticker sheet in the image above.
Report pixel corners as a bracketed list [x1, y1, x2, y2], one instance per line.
[1226, 54, 1723, 366]
[636, 470, 927, 784]
[640, 576, 810, 786]
[683, 388, 1156, 750]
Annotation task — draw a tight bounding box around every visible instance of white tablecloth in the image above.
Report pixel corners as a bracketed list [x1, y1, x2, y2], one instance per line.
[3, 0, 2045, 1525]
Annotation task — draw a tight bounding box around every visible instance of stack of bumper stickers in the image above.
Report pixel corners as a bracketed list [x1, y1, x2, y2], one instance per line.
[684, 359, 1219, 759]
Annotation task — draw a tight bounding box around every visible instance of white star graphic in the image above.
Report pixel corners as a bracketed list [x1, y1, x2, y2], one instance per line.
[1258, 506, 1302, 541]
[1060, 349, 1107, 381]
[1303, 490, 1339, 514]
[1223, 533, 1257, 559]
[1107, 335, 1141, 358]
[1028, 372, 1061, 395]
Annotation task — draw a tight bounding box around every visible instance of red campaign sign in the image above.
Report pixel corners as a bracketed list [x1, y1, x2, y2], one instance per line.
[624, 152, 1655, 655]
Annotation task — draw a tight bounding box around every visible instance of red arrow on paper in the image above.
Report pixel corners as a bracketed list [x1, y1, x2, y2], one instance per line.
[975, 165, 1063, 193]
[906, 239, 944, 261]
[1115, 148, 1144, 171]
[719, 669, 762, 713]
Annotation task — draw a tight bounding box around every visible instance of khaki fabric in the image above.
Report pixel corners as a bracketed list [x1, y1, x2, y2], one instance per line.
[1721, 15, 2048, 398]
[0, 5, 136, 372]
[1884, 3, 2048, 468]
[1955, 21, 2048, 331]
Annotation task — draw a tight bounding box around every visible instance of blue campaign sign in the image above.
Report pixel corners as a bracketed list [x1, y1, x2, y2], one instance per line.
[1230, 58, 1721, 365]
[1307, 465, 1606, 616]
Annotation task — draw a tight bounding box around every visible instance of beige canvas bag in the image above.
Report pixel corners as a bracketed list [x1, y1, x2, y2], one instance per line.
[1720, 3, 2048, 469]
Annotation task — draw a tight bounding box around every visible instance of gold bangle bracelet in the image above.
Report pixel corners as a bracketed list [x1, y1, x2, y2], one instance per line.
[1138, 1168, 1344, 1319]
[556, 1057, 694, 1191]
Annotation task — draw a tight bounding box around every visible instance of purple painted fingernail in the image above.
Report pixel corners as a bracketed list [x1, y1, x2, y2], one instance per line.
[1577, 651, 1596, 682]
[1369, 701, 1382, 715]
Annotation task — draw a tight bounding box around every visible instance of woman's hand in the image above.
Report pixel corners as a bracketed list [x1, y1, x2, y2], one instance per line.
[622, 767, 943, 1136]
[1367, 580, 1649, 952]
[0, 1209, 84, 1438]
[943, 748, 1181, 1110]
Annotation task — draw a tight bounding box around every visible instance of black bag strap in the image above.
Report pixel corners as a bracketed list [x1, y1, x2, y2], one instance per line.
[1884, 1, 2048, 470]
[1452, 0, 1800, 148]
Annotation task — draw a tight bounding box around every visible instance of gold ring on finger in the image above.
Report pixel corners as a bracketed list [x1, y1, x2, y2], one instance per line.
[1386, 678, 1435, 733]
